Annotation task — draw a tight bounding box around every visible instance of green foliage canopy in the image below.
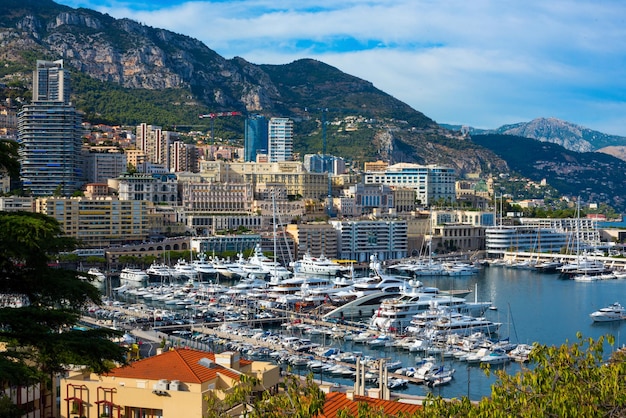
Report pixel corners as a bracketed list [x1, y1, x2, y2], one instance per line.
[0, 212, 127, 386]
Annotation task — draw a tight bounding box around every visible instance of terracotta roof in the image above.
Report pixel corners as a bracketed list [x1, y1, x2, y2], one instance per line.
[319, 392, 422, 417]
[107, 348, 251, 384]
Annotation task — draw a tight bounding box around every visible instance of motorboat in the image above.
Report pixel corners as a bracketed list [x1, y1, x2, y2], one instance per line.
[191, 253, 218, 280]
[423, 313, 502, 337]
[480, 348, 510, 365]
[173, 258, 199, 281]
[589, 302, 626, 322]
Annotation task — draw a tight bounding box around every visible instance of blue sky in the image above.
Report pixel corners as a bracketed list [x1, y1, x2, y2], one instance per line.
[55, 0, 626, 136]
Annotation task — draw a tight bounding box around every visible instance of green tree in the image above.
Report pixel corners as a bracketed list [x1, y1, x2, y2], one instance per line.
[0, 139, 20, 179]
[411, 334, 626, 417]
[205, 372, 325, 418]
[0, 212, 127, 387]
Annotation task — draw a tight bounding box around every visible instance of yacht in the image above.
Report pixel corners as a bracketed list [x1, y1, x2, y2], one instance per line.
[173, 258, 199, 281]
[119, 267, 149, 283]
[86, 267, 106, 284]
[289, 252, 350, 277]
[425, 314, 502, 337]
[370, 280, 491, 333]
[212, 258, 247, 280]
[246, 244, 292, 280]
[589, 302, 626, 322]
[145, 262, 176, 283]
[191, 253, 218, 281]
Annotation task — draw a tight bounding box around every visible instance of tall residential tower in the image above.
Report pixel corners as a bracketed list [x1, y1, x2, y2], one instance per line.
[18, 60, 83, 196]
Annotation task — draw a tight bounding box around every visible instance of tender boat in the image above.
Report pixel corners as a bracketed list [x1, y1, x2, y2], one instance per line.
[589, 302, 626, 322]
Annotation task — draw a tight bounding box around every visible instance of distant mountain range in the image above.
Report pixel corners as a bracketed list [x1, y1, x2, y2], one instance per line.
[443, 117, 626, 155]
[1, 0, 625, 210]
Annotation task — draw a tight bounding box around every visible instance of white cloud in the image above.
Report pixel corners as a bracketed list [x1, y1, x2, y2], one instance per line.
[55, 0, 626, 135]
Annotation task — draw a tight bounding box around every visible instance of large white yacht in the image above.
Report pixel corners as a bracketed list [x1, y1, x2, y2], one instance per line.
[191, 253, 218, 281]
[145, 262, 176, 283]
[589, 302, 626, 322]
[369, 280, 492, 333]
[289, 253, 350, 277]
[119, 267, 149, 283]
[246, 244, 291, 280]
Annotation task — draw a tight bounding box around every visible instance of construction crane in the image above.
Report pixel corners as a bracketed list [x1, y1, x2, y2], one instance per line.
[198, 111, 243, 144]
[304, 107, 360, 216]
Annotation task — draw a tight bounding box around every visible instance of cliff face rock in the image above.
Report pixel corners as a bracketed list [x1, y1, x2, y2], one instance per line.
[0, 0, 509, 177]
[493, 117, 626, 152]
[0, 2, 280, 112]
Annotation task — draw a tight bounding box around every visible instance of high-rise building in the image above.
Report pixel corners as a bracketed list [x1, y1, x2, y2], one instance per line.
[18, 60, 83, 196]
[244, 115, 268, 162]
[32, 59, 70, 103]
[267, 117, 293, 162]
[136, 123, 175, 168]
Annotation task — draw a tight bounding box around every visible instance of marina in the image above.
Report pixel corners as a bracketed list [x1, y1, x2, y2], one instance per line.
[91, 258, 626, 401]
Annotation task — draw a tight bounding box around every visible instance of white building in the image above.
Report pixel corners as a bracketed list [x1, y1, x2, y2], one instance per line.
[363, 163, 456, 206]
[268, 117, 293, 162]
[117, 172, 178, 203]
[329, 219, 408, 262]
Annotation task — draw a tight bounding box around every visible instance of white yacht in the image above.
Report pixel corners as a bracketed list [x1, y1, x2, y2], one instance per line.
[191, 253, 218, 280]
[119, 267, 149, 283]
[145, 262, 176, 283]
[369, 280, 491, 333]
[589, 302, 626, 322]
[289, 252, 350, 277]
[173, 258, 199, 281]
[212, 258, 247, 280]
[246, 244, 291, 280]
[424, 314, 502, 337]
[86, 267, 106, 283]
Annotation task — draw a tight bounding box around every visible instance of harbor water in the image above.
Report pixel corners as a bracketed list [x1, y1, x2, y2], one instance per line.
[109, 264, 626, 401]
[278, 265, 626, 400]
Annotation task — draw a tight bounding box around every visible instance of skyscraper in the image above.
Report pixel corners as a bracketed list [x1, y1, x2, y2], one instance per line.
[268, 117, 293, 162]
[18, 60, 83, 196]
[243, 115, 268, 162]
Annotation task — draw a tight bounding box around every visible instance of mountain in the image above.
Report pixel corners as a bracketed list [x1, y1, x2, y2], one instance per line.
[471, 134, 626, 210]
[476, 117, 626, 153]
[0, 0, 507, 176]
[1, 0, 625, 210]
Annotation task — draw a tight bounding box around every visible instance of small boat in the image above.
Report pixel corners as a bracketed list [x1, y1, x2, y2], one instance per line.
[590, 302, 626, 322]
[480, 348, 510, 365]
[386, 377, 409, 390]
[426, 374, 453, 387]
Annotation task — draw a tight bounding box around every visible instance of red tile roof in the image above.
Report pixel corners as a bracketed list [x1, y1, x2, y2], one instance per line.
[319, 392, 422, 417]
[107, 348, 251, 383]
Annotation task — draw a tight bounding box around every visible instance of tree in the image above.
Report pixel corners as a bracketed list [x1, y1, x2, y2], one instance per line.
[0, 211, 127, 387]
[410, 334, 626, 417]
[205, 372, 325, 418]
[0, 139, 20, 179]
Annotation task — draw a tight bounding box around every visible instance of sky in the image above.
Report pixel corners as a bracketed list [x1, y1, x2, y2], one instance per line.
[54, 0, 626, 136]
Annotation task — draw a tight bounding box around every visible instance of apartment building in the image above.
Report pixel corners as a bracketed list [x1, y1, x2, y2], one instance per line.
[35, 197, 149, 247]
[285, 222, 340, 259]
[329, 219, 408, 262]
